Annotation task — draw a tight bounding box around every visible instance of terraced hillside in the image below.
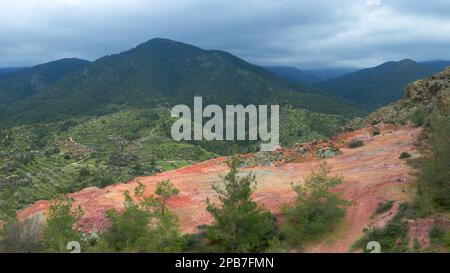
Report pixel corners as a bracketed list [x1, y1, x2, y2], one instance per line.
[0, 106, 346, 216]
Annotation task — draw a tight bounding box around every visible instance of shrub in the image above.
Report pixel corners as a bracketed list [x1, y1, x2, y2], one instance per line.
[371, 127, 381, 136]
[375, 200, 394, 214]
[429, 225, 445, 245]
[0, 216, 45, 253]
[99, 182, 185, 252]
[443, 231, 450, 251]
[410, 108, 426, 127]
[283, 161, 348, 245]
[348, 139, 364, 148]
[399, 152, 411, 159]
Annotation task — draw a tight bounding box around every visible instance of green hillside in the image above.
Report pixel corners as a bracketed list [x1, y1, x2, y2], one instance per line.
[0, 58, 90, 105]
[0, 39, 366, 127]
[316, 59, 435, 109]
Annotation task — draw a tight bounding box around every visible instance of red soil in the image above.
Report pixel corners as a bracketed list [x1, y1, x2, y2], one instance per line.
[18, 125, 422, 252]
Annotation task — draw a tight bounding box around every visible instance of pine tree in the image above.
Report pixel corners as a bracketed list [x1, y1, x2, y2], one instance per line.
[205, 156, 278, 252]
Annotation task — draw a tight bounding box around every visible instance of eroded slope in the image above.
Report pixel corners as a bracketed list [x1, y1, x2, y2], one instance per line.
[18, 125, 421, 252]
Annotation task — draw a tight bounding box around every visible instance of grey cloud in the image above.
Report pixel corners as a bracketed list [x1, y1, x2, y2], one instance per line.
[0, 0, 449, 69]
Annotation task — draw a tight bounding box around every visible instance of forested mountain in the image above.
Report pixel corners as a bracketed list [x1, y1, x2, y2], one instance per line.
[0, 58, 90, 105]
[0, 38, 366, 127]
[419, 60, 450, 73]
[0, 67, 26, 80]
[0, 38, 369, 214]
[315, 59, 437, 109]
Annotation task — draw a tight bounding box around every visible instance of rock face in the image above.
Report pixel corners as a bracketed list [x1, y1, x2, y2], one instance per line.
[18, 125, 422, 252]
[343, 67, 450, 130]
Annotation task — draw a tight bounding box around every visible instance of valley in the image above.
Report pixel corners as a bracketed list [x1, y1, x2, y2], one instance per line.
[0, 39, 449, 254]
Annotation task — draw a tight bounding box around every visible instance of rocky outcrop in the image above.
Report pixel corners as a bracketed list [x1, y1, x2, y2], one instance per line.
[343, 67, 450, 131]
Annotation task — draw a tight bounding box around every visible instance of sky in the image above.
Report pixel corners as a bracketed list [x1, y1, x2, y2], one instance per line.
[1, 0, 449, 69]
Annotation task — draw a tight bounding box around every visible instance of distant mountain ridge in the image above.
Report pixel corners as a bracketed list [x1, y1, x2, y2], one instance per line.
[264, 66, 363, 86]
[316, 59, 439, 109]
[418, 60, 450, 73]
[264, 66, 323, 86]
[0, 58, 90, 104]
[266, 60, 450, 109]
[0, 38, 366, 127]
[0, 67, 26, 80]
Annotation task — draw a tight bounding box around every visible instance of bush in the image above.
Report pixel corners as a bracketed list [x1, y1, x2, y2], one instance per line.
[348, 139, 364, 148]
[371, 127, 381, 136]
[443, 231, 450, 251]
[399, 152, 411, 159]
[411, 108, 426, 127]
[0, 216, 45, 253]
[429, 225, 445, 245]
[283, 161, 348, 245]
[375, 200, 394, 214]
[99, 182, 185, 252]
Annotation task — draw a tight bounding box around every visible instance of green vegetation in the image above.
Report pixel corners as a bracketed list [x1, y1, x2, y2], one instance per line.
[0, 39, 364, 219]
[1, 158, 352, 253]
[97, 182, 185, 252]
[429, 225, 445, 245]
[399, 152, 412, 159]
[0, 58, 89, 105]
[279, 107, 344, 146]
[42, 195, 84, 252]
[0, 109, 217, 213]
[347, 139, 364, 148]
[417, 108, 450, 213]
[444, 231, 450, 251]
[352, 203, 411, 253]
[0, 216, 45, 253]
[0, 39, 366, 128]
[374, 200, 394, 214]
[0, 181, 185, 253]
[317, 59, 435, 109]
[411, 107, 427, 127]
[0, 104, 348, 216]
[203, 157, 279, 252]
[283, 162, 348, 246]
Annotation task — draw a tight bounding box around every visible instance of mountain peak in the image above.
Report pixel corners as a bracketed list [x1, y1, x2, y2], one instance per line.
[136, 38, 202, 51]
[398, 58, 417, 66]
[379, 58, 418, 69]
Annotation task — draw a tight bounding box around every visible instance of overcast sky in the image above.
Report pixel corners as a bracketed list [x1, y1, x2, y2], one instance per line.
[1, 0, 449, 68]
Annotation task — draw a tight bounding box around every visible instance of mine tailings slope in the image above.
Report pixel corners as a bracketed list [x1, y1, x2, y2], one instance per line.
[18, 125, 421, 252]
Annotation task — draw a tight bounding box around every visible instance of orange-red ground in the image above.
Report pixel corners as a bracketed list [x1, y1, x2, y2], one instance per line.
[18, 125, 422, 252]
